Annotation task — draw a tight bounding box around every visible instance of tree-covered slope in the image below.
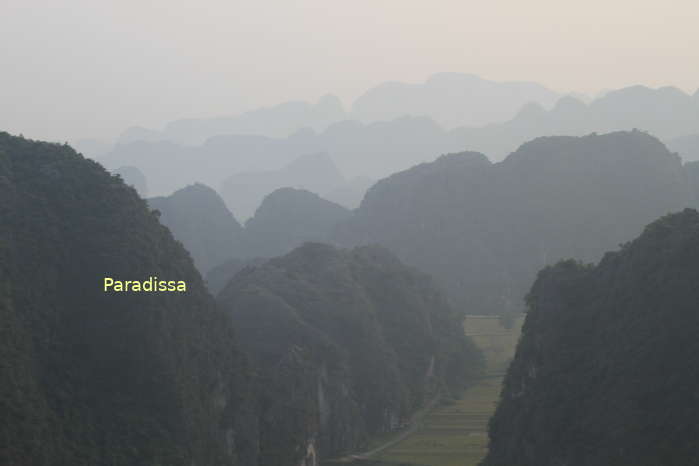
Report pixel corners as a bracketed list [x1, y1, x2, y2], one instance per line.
[148, 183, 244, 274]
[338, 131, 691, 314]
[243, 187, 351, 258]
[0, 132, 254, 466]
[217, 243, 484, 465]
[483, 209, 699, 466]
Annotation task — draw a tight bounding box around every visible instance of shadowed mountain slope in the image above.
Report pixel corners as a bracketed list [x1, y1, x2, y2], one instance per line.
[484, 209, 699, 466]
[337, 131, 692, 314]
[0, 132, 254, 466]
[217, 242, 484, 464]
[242, 187, 351, 258]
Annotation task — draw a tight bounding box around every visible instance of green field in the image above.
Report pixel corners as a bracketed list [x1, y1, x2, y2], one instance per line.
[371, 315, 524, 466]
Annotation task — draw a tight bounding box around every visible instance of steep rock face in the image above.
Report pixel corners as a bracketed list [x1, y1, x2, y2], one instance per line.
[484, 209, 699, 466]
[148, 183, 243, 274]
[217, 243, 483, 464]
[0, 133, 254, 466]
[243, 188, 351, 258]
[337, 131, 692, 314]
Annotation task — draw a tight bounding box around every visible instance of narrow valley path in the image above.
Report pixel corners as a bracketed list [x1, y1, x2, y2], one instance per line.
[371, 315, 524, 466]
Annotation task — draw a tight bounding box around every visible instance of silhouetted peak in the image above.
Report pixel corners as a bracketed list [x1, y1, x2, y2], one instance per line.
[592, 84, 692, 109]
[551, 95, 587, 115]
[253, 187, 347, 214]
[602, 84, 656, 99]
[371, 151, 490, 186]
[514, 102, 547, 120]
[148, 182, 242, 273]
[504, 130, 674, 167]
[163, 182, 235, 213]
[434, 151, 492, 168]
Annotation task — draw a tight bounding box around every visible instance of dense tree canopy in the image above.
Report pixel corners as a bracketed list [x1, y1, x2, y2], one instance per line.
[0, 132, 254, 466]
[217, 243, 484, 464]
[484, 209, 699, 466]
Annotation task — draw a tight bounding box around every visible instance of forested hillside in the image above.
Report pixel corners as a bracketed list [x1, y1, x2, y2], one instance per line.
[0, 132, 255, 466]
[338, 131, 691, 314]
[148, 183, 244, 274]
[217, 243, 484, 464]
[148, 184, 350, 281]
[483, 209, 699, 466]
[0, 132, 484, 466]
[243, 188, 351, 258]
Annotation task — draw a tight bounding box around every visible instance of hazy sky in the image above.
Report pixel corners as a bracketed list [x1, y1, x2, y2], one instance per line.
[2, 0, 697, 142]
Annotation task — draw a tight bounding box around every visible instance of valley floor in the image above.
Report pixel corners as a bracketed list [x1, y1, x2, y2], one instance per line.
[360, 315, 524, 466]
[374, 371, 503, 466]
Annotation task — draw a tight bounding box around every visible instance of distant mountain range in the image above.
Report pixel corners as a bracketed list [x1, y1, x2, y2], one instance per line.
[450, 85, 699, 160]
[117, 94, 346, 146]
[145, 129, 699, 318]
[96, 83, 699, 208]
[148, 183, 244, 274]
[1, 130, 483, 465]
[336, 130, 694, 314]
[220, 153, 347, 220]
[89, 73, 560, 150]
[148, 183, 351, 279]
[351, 72, 560, 128]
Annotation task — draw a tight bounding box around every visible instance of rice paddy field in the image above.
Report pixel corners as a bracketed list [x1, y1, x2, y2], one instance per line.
[371, 314, 525, 466]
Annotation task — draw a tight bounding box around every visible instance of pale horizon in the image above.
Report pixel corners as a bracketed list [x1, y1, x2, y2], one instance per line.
[2, 0, 698, 142]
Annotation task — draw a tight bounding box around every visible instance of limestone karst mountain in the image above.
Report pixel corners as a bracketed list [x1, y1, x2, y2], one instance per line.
[0, 132, 255, 466]
[337, 131, 692, 314]
[101, 85, 699, 199]
[242, 187, 351, 258]
[0, 131, 483, 466]
[220, 153, 347, 220]
[351, 72, 560, 128]
[217, 242, 484, 464]
[117, 94, 347, 145]
[148, 183, 244, 274]
[484, 209, 699, 466]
